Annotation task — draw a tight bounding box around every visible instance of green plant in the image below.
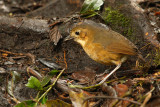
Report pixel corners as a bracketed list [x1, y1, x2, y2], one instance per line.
[14, 69, 65, 107]
[102, 7, 133, 37]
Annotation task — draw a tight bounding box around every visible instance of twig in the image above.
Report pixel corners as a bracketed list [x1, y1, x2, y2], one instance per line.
[141, 87, 155, 107]
[36, 68, 65, 105]
[68, 82, 101, 89]
[0, 49, 23, 56]
[11, 97, 21, 104]
[0, 49, 36, 64]
[84, 96, 141, 105]
[63, 50, 68, 69]
[27, 67, 42, 80]
[68, 77, 126, 89]
[49, 21, 63, 27]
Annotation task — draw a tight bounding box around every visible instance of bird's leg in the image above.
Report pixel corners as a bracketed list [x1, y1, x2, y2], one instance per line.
[98, 64, 121, 84]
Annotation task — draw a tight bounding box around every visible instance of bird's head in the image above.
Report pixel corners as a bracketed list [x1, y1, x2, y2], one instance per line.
[65, 22, 93, 47]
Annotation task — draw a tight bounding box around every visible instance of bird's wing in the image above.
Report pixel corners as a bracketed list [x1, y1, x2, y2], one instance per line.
[105, 31, 137, 55]
[93, 29, 137, 55]
[106, 42, 137, 55]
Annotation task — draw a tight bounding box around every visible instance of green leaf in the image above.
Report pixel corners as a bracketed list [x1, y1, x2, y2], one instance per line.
[41, 75, 52, 87]
[40, 96, 47, 104]
[80, 0, 104, 14]
[41, 70, 59, 87]
[25, 76, 42, 90]
[14, 100, 36, 107]
[82, 11, 98, 18]
[48, 70, 59, 76]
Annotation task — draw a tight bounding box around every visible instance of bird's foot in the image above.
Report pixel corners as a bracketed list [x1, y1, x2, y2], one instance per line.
[96, 69, 109, 77]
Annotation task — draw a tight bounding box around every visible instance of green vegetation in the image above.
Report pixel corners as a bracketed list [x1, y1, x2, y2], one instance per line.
[15, 69, 65, 107]
[102, 7, 133, 38]
[80, 0, 104, 18]
[153, 48, 160, 66]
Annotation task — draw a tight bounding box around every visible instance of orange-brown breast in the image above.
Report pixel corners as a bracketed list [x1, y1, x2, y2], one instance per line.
[83, 39, 127, 65]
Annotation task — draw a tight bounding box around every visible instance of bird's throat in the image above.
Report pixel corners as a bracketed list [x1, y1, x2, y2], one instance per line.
[76, 39, 86, 47]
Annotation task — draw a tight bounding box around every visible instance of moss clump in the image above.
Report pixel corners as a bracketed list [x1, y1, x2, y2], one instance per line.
[102, 7, 133, 38]
[153, 48, 160, 66]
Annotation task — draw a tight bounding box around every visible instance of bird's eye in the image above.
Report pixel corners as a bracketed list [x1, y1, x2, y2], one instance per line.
[75, 31, 80, 35]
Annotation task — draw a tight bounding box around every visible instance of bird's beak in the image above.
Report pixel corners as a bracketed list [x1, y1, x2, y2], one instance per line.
[64, 35, 74, 41]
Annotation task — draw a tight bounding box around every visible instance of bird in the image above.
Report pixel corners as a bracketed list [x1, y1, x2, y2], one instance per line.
[65, 20, 144, 85]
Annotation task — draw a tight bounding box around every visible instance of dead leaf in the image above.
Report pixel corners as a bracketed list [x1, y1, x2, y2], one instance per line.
[49, 26, 62, 45]
[71, 67, 96, 84]
[102, 83, 118, 107]
[113, 84, 128, 97]
[116, 97, 133, 107]
[69, 90, 89, 107]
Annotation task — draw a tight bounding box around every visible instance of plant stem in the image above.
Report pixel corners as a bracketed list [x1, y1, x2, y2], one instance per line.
[36, 68, 65, 105]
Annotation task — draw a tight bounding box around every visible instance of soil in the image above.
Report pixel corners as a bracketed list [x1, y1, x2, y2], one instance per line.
[0, 0, 159, 107]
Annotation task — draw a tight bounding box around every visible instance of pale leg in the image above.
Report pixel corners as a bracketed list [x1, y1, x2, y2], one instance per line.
[98, 64, 121, 84]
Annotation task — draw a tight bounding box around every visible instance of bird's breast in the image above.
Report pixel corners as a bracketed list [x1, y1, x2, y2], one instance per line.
[83, 42, 123, 65]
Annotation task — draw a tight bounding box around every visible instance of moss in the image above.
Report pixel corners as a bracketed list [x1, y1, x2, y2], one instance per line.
[153, 48, 160, 66]
[102, 7, 134, 40]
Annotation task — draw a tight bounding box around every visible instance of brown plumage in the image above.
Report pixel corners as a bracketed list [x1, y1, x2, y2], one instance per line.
[67, 20, 144, 84]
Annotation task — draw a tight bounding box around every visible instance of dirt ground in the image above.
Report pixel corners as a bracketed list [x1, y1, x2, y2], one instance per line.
[0, 0, 159, 107]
